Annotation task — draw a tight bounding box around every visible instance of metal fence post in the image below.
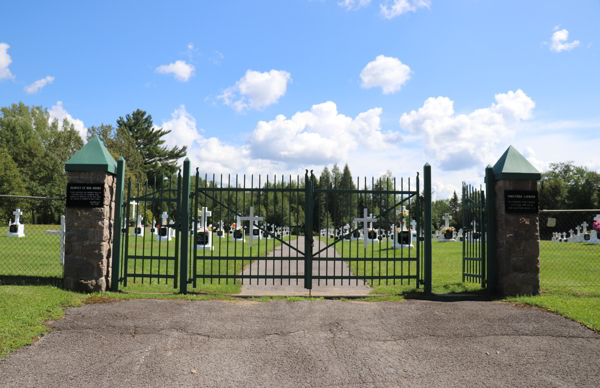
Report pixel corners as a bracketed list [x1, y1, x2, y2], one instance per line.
[424, 163, 432, 294]
[304, 171, 313, 290]
[180, 158, 191, 294]
[111, 157, 125, 292]
[485, 165, 496, 294]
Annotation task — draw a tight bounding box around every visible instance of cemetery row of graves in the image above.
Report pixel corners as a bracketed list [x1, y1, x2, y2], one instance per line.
[2, 198, 598, 292]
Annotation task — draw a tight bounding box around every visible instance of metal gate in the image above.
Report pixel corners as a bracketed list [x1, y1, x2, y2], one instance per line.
[113, 158, 433, 293]
[461, 182, 487, 287]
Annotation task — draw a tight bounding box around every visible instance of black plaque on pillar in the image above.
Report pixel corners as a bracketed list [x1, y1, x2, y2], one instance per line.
[66, 184, 105, 208]
[159, 227, 168, 237]
[504, 190, 538, 214]
[9, 225, 18, 233]
[216, 230, 223, 237]
[135, 227, 142, 234]
[368, 230, 377, 240]
[234, 230, 243, 239]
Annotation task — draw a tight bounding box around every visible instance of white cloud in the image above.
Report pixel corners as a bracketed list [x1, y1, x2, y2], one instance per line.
[155, 60, 195, 81]
[521, 146, 547, 172]
[360, 55, 412, 94]
[432, 181, 459, 201]
[24, 76, 55, 94]
[248, 101, 402, 166]
[399, 89, 535, 171]
[160, 105, 203, 149]
[380, 0, 431, 19]
[48, 101, 86, 142]
[0, 43, 15, 80]
[338, 0, 372, 11]
[218, 70, 291, 113]
[549, 28, 580, 52]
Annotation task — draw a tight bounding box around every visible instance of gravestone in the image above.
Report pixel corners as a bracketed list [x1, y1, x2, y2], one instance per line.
[239, 207, 263, 247]
[7, 208, 25, 237]
[132, 215, 144, 237]
[156, 212, 172, 242]
[392, 208, 413, 249]
[150, 219, 158, 235]
[196, 207, 213, 250]
[353, 209, 377, 248]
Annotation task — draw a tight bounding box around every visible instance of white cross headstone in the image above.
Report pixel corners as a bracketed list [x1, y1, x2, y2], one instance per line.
[442, 213, 452, 229]
[471, 220, 477, 233]
[151, 219, 158, 235]
[353, 208, 377, 249]
[8, 209, 25, 237]
[13, 209, 23, 225]
[238, 207, 264, 247]
[410, 219, 418, 242]
[132, 214, 144, 236]
[156, 211, 172, 242]
[198, 207, 212, 231]
[581, 221, 588, 233]
[129, 201, 138, 220]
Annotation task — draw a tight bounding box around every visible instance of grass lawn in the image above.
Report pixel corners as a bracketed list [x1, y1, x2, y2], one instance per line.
[0, 224, 63, 278]
[120, 229, 298, 294]
[1, 234, 598, 359]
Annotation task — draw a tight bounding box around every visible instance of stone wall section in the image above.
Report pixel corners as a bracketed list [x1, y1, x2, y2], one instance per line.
[64, 171, 116, 292]
[494, 179, 540, 296]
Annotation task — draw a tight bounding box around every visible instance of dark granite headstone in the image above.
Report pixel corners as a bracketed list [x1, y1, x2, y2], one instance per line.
[135, 227, 142, 234]
[398, 231, 410, 245]
[159, 227, 168, 237]
[368, 230, 377, 240]
[353, 231, 360, 238]
[216, 230, 223, 237]
[196, 232, 209, 245]
[234, 230, 243, 239]
[9, 225, 18, 233]
[253, 229, 260, 236]
[444, 231, 453, 239]
[584, 233, 591, 241]
[150, 228, 156, 233]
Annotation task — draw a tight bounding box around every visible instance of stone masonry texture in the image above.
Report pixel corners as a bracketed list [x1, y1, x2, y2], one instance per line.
[64, 171, 116, 292]
[494, 179, 540, 296]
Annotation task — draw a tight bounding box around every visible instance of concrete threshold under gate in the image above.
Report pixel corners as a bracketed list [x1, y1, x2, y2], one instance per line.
[239, 236, 373, 297]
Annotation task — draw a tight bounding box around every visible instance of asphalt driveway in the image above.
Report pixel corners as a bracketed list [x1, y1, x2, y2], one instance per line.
[1, 299, 598, 387]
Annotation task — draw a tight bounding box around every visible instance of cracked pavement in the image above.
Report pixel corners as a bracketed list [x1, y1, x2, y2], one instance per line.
[1, 299, 598, 387]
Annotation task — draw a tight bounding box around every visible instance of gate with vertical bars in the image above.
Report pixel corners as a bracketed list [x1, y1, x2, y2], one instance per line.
[112, 158, 433, 294]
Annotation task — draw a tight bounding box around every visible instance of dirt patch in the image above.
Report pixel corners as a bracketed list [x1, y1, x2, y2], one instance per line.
[84, 296, 121, 304]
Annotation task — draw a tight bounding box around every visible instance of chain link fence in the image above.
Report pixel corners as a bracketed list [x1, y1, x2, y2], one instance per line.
[0, 195, 65, 281]
[539, 210, 600, 289]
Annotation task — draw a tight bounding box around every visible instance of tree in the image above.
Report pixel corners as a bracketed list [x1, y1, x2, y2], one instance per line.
[448, 191, 461, 229]
[539, 161, 600, 209]
[116, 109, 187, 183]
[0, 149, 27, 223]
[0, 102, 83, 223]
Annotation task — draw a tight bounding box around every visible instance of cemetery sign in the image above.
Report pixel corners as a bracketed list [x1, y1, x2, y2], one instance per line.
[504, 190, 538, 214]
[66, 183, 105, 208]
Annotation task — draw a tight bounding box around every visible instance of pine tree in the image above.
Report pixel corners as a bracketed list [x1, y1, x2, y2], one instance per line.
[116, 109, 187, 183]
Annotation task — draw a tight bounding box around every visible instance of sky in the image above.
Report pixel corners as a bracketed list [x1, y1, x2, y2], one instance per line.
[1, 0, 599, 199]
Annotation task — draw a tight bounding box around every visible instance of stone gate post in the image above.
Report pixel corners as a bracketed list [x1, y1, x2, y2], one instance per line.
[63, 136, 118, 292]
[488, 146, 542, 296]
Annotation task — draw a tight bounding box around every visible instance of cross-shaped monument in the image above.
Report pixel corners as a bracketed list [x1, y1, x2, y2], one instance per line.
[129, 201, 138, 219]
[442, 214, 452, 229]
[133, 214, 144, 236]
[353, 208, 377, 249]
[238, 207, 264, 247]
[8, 209, 25, 237]
[198, 207, 212, 231]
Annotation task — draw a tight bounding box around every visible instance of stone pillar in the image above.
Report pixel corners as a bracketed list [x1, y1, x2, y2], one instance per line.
[494, 179, 540, 296]
[489, 146, 541, 296]
[63, 136, 118, 292]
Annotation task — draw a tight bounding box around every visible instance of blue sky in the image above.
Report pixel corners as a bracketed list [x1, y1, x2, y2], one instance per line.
[1, 0, 599, 198]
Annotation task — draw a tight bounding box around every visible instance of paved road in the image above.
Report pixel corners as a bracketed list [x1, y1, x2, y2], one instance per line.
[1, 299, 598, 387]
[240, 236, 372, 296]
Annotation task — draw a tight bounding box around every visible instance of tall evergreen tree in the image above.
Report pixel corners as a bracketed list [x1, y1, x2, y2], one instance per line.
[116, 109, 187, 183]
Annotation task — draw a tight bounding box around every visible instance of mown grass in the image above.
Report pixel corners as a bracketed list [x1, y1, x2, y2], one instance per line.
[120, 229, 298, 294]
[0, 285, 86, 359]
[0, 224, 64, 278]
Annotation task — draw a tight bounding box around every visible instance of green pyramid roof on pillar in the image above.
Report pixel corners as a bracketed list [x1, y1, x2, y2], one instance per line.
[65, 136, 117, 174]
[490, 145, 541, 181]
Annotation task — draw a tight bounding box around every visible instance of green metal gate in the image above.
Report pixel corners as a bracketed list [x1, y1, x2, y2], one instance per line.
[113, 158, 433, 294]
[461, 182, 487, 286]
[460, 166, 497, 292]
